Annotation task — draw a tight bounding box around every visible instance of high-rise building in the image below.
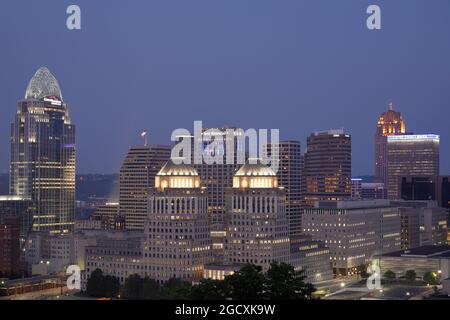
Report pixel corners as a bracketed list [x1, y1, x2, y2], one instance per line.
[119, 145, 171, 230]
[400, 176, 437, 201]
[0, 216, 21, 277]
[386, 135, 440, 200]
[192, 128, 242, 229]
[10, 67, 76, 234]
[375, 103, 406, 184]
[144, 160, 212, 282]
[267, 141, 302, 238]
[225, 161, 290, 271]
[302, 129, 352, 206]
[0, 196, 34, 243]
[176, 128, 243, 261]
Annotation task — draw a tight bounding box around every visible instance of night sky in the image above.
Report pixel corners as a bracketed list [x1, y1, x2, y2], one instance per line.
[0, 0, 449, 175]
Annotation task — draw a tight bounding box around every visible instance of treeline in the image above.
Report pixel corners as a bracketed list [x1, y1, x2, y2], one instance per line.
[86, 262, 316, 300]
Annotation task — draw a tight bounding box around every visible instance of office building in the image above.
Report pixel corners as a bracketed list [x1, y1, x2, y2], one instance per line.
[225, 161, 290, 272]
[91, 202, 125, 230]
[10, 67, 76, 234]
[143, 160, 212, 282]
[0, 196, 33, 243]
[400, 176, 437, 201]
[0, 216, 21, 277]
[119, 145, 171, 230]
[375, 103, 406, 184]
[302, 200, 402, 275]
[302, 129, 352, 206]
[386, 135, 440, 199]
[268, 141, 303, 238]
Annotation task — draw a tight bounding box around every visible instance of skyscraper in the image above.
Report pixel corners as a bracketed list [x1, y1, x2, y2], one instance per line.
[144, 160, 212, 282]
[375, 103, 406, 184]
[225, 161, 290, 271]
[10, 67, 75, 234]
[119, 145, 171, 231]
[386, 134, 440, 199]
[302, 129, 352, 206]
[267, 141, 302, 238]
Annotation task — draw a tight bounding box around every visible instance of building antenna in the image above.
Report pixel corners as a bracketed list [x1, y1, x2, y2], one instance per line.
[141, 130, 148, 146]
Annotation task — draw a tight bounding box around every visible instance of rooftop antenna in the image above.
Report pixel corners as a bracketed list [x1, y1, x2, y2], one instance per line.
[141, 130, 148, 146]
[388, 101, 393, 111]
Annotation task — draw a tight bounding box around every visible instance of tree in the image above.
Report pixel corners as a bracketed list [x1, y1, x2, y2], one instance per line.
[122, 274, 143, 299]
[141, 277, 162, 300]
[356, 264, 369, 279]
[265, 262, 315, 300]
[162, 278, 192, 300]
[225, 264, 266, 300]
[86, 269, 120, 298]
[423, 272, 439, 285]
[86, 269, 105, 297]
[190, 279, 230, 300]
[103, 275, 120, 298]
[405, 270, 417, 282]
[384, 270, 396, 281]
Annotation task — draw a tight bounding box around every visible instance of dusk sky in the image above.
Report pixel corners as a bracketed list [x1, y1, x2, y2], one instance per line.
[0, 0, 449, 175]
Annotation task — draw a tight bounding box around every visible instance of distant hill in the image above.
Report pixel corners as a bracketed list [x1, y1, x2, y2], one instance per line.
[0, 173, 118, 201]
[76, 174, 119, 201]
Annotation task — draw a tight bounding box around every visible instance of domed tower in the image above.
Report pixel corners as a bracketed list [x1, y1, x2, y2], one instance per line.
[144, 159, 211, 282]
[225, 160, 290, 271]
[10, 67, 75, 234]
[375, 102, 406, 184]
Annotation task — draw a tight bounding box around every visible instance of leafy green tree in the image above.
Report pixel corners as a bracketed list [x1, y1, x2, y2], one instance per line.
[405, 270, 417, 282]
[162, 278, 192, 300]
[225, 264, 266, 300]
[383, 270, 396, 281]
[265, 262, 315, 300]
[122, 274, 143, 299]
[141, 277, 162, 300]
[190, 278, 230, 300]
[423, 272, 439, 285]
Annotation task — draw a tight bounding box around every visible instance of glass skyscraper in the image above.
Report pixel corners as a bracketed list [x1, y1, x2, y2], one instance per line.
[10, 67, 76, 234]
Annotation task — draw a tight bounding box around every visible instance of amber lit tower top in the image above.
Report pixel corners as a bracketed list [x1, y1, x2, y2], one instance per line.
[375, 102, 406, 184]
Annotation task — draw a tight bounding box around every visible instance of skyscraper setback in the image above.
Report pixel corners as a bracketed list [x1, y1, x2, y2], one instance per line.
[302, 129, 352, 206]
[375, 103, 406, 184]
[10, 67, 76, 234]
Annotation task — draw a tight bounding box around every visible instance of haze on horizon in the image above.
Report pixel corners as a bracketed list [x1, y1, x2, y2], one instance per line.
[0, 0, 449, 176]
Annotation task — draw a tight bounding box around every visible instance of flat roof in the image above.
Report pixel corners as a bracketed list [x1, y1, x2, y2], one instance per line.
[380, 245, 450, 258]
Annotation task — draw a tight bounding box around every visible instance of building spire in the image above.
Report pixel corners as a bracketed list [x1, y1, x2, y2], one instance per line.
[388, 101, 393, 111]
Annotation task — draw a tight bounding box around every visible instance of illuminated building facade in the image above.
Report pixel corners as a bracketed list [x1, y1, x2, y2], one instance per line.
[375, 103, 406, 184]
[302, 129, 352, 206]
[143, 160, 212, 282]
[119, 145, 171, 231]
[302, 200, 402, 275]
[386, 135, 440, 200]
[10, 67, 75, 234]
[225, 161, 290, 272]
[267, 141, 303, 239]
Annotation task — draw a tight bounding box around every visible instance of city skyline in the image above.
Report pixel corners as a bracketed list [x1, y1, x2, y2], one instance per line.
[1, 1, 450, 176]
